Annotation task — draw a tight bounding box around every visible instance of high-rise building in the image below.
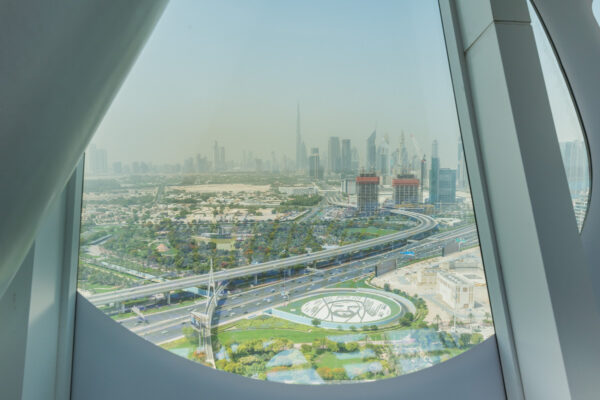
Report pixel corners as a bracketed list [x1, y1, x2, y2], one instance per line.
[377, 144, 389, 177]
[429, 140, 440, 204]
[213, 141, 220, 171]
[112, 161, 122, 175]
[366, 130, 376, 171]
[295, 104, 307, 171]
[328, 136, 341, 174]
[341, 139, 352, 174]
[195, 154, 209, 172]
[341, 177, 356, 195]
[88, 144, 108, 175]
[400, 132, 409, 174]
[351, 146, 360, 173]
[183, 157, 194, 173]
[392, 174, 419, 205]
[308, 148, 322, 180]
[356, 172, 380, 214]
[219, 146, 225, 170]
[559, 140, 589, 193]
[439, 168, 457, 204]
[420, 155, 427, 203]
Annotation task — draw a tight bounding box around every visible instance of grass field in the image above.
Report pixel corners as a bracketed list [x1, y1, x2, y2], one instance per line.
[214, 315, 343, 345]
[112, 298, 205, 320]
[345, 227, 398, 237]
[315, 352, 375, 369]
[331, 275, 373, 289]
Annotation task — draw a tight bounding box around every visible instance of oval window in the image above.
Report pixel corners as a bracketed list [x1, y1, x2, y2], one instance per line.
[529, 2, 591, 231]
[78, 0, 495, 384]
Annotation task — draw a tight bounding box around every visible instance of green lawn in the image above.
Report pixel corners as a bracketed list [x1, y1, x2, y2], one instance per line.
[112, 298, 205, 320]
[215, 328, 341, 344]
[161, 337, 194, 350]
[214, 315, 345, 345]
[345, 227, 398, 237]
[331, 275, 373, 289]
[315, 352, 370, 369]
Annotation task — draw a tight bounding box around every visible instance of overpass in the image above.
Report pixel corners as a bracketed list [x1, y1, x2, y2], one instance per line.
[87, 210, 437, 306]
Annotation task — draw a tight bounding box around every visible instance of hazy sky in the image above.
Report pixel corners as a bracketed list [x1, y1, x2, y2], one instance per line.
[90, 0, 585, 169]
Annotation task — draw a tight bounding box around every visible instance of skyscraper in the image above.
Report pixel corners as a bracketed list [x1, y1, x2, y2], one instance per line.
[420, 155, 427, 203]
[341, 139, 352, 174]
[308, 148, 322, 180]
[439, 168, 457, 204]
[328, 136, 341, 174]
[393, 174, 419, 205]
[366, 130, 376, 171]
[356, 172, 380, 214]
[295, 104, 306, 171]
[400, 132, 409, 175]
[429, 140, 440, 205]
[88, 144, 108, 175]
[213, 141, 220, 171]
[560, 140, 589, 193]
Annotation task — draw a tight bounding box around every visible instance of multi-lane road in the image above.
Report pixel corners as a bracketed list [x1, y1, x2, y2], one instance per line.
[126, 224, 477, 344]
[87, 209, 437, 306]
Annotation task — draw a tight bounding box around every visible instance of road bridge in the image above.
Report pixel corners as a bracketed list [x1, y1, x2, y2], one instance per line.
[87, 210, 437, 306]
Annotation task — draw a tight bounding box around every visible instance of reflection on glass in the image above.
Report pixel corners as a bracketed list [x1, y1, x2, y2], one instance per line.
[77, 0, 494, 384]
[529, 2, 591, 230]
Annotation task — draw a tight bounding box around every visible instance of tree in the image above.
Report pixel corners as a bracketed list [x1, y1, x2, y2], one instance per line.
[345, 342, 359, 352]
[182, 326, 199, 346]
[331, 368, 348, 381]
[384, 283, 391, 292]
[311, 318, 321, 327]
[471, 333, 484, 345]
[326, 340, 339, 352]
[316, 366, 333, 380]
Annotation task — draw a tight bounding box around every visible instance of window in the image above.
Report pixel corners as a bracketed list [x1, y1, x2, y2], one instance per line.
[77, 0, 495, 384]
[529, 2, 591, 231]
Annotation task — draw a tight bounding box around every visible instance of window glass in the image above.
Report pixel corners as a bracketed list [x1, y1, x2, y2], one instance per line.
[529, 2, 591, 230]
[78, 0, 495, 384]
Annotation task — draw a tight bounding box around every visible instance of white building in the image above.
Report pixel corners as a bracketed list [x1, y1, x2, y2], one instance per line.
[437, 270, 475, 310]
[278, 186, 318, 196]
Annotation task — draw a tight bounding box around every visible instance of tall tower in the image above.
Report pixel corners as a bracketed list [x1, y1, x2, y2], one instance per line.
[429, 140, 440, 205]
[400, 131, 409, 175]
[356, 172, 380, 214]
[341, 139, 352, 174]
[328, 136, 341, 174]
[213, 141, 220, 171]
[366, 130, 376, 172]
[420, 155, 427, 203]
[296, 103, 303, 171]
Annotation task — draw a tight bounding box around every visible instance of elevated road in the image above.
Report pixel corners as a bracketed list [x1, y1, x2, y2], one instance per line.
[87, 210, 437, 306]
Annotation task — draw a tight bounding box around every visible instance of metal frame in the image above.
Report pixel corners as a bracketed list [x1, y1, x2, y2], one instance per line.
[55, 159, 85, 400]
[438, 3, 524, 398]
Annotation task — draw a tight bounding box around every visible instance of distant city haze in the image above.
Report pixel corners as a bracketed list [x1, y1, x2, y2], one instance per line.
[90, 0, 583, 171]
[89, 1, 462, 168]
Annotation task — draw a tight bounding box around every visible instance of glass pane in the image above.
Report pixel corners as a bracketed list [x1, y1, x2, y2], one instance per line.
[78, 0, 495, 384]
[529, 2, 591, 231]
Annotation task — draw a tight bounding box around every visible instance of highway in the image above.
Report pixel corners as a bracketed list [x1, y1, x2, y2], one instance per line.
[130, 224, 477, 344]
[87, 209, 437, 306]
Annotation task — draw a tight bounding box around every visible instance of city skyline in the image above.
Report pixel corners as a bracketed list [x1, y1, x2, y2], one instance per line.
[87, 0, 464, 168]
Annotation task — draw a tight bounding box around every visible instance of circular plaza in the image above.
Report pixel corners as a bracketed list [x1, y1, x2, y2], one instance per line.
[272, 288, 415, 330]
